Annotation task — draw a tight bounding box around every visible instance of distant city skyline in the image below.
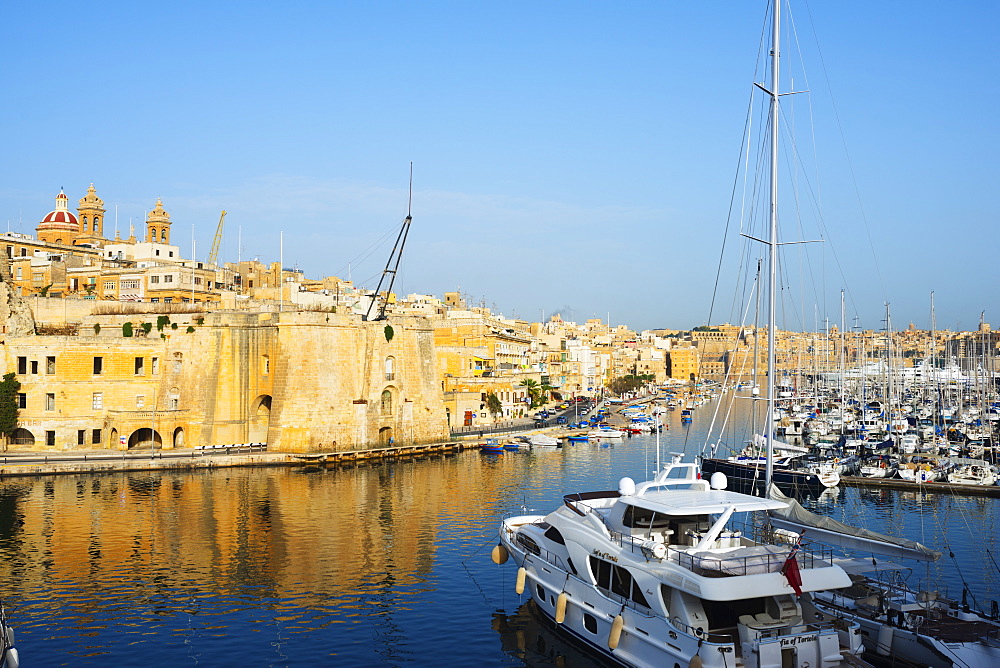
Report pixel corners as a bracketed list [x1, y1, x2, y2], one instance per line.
[1, 1, 996, 333]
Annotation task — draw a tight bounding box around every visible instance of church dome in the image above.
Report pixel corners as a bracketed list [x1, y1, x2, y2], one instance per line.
[39, 190, 79, 228]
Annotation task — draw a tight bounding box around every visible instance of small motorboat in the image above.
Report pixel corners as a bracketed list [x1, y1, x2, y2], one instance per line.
[479, 438, 504, 453]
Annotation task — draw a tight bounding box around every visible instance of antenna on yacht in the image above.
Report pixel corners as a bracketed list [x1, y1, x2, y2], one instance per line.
[364, 163, 413, 321]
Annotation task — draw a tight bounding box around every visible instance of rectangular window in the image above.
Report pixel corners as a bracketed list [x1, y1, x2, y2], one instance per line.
[150, 298, 159, 303]
[92, 392, 103, 409]
[45, 393, 55, 410]
[17, 357, 26, 374]
[152, 357, 159, 374]
[77, 429, 85, 445]
[134, 357, 144, 375]
[92, 429, 102, 444]
[194, 277, 202, 285]
[164, 297, 172, 303]
[164, 275, 174, 283]
[31, 360, 38, 374]
[150, 275, 160, 284]
[136, 395, 145, 409]
[169, 397, 179, 410]
[16, 393, 26, 409]
[93, 356, 103, 374]
[46, 356, 56, 374]
[15, 267, 22, 280]
[46, 431, 55, 446]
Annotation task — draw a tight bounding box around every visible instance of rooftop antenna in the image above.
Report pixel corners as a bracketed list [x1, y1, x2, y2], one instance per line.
[364, 163, 413, 321]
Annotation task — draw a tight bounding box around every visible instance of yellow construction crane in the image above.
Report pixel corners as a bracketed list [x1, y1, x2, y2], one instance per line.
[208, 210, 227, 266]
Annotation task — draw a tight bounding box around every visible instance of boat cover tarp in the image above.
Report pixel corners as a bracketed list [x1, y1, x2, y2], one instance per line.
[767, 484, 941, 562]
[752, 433, 809, 454]
[686, 545, 788, 575]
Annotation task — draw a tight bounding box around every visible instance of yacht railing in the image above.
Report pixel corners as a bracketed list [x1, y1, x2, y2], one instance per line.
[560, 497, 836, 574]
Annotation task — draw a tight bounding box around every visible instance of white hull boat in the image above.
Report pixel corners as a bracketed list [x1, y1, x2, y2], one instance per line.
[587, 428, 624, 440]
[947, 464, 997, 486]
[813, 567, 1000, 667]
[1, 600, 17, 668]
[494, 456, 866, 667]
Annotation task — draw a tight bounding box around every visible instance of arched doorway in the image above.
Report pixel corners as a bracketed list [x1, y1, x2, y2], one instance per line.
[249, 395, 272, 443]
[10, 428, 34, 446]
[378, 426, 394, 446]
[173, 427, 185, 449]
[128, 428, 162, 449]
[110, 428, 119, 449]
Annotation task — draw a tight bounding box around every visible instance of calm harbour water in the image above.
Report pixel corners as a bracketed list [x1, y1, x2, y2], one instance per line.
[1, 397, 998, 666]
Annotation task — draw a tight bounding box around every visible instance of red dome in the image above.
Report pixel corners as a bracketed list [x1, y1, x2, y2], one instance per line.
[41, 210, 79, 225]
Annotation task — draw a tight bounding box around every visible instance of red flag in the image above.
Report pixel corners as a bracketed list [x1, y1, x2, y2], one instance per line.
[782, 543, 803, 596]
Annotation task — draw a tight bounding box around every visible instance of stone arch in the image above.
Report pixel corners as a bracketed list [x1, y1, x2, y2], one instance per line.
[173, 427, 185, 448]
[249, 394, 272, 443]
[384, 356, 395, 381]
[378, 426, 394, 445]
[128, 427, 162, 449]
[10, 428, 34, 445]
[380, 388, 394, 415]
[110, 427, 119, 449]
[82, 215, 89, 231]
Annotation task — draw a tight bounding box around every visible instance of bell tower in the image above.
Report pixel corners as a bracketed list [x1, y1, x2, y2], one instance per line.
[76, 183, 106, 246]
[145, 198, 171, 244]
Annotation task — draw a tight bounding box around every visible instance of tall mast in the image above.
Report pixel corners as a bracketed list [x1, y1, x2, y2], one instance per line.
[365, 163, 414, 322]
[765, 0, 781, 489]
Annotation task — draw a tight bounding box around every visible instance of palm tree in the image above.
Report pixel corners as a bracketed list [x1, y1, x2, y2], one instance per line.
[519, 379, 541, 408]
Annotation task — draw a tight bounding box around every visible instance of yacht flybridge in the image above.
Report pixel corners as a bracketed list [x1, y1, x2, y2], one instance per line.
[494, 455, 866, 667]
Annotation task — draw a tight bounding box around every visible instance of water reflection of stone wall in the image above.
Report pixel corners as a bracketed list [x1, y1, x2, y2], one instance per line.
[0, 454, 518, 614]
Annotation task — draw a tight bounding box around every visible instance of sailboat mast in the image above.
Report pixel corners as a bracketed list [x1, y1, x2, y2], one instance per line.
[765, 0, 781, 489]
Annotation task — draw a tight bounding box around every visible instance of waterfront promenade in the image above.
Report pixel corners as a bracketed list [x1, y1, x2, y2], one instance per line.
[0, 440, 476, 478]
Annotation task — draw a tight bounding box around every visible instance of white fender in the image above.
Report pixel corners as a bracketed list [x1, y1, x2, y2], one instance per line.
[491, 544, 509, 565]
[5, 646, 19, 668]
[608, 614, 624, 649]
[515, 567, 527, 595]
[555, 592, 568, 623]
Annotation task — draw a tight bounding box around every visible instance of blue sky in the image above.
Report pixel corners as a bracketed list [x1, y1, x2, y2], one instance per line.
[1, 1, 996, 333]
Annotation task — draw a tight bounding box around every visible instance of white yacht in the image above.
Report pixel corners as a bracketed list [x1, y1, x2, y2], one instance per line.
[493, 455, 866, 667]
[0, 600, 17, 668]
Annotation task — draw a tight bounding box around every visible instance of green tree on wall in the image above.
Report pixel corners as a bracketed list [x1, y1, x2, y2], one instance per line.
[486, 392, 502, 419]
[0, 372, 21, 452]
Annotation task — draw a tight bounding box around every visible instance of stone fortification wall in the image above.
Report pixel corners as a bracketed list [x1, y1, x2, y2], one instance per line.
[168, 311, 448, 452]
[0, 309, 448, 453]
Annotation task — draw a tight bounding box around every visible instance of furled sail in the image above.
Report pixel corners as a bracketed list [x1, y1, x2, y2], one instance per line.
[766, 484, 941, 562]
